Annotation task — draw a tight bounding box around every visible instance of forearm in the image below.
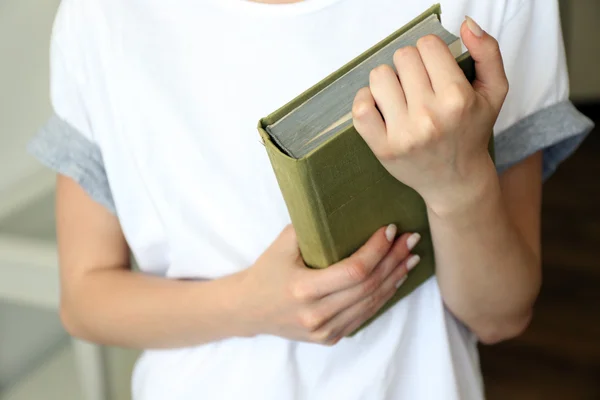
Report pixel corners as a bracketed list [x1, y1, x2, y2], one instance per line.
[60, 268, 247, 349]
[427, 162, 541, 344]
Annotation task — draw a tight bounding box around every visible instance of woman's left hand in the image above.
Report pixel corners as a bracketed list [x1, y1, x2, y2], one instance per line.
[352, 17, 508, 216]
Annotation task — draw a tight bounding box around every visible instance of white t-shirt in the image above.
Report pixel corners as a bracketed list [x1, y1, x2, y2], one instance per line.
[29, 0, 593, 399]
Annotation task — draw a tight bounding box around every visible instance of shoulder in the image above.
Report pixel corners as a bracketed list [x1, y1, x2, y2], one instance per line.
[481, 0, 595, 179]
[50, 0, 99, 62]
[27, 0, 117, 213]
[48, 0, 109, 141]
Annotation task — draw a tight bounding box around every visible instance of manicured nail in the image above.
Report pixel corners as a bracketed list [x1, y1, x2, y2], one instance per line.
[465, 16, 483, 37]
[406, 233, 421, 251]
[385, 224, 397, 242]
[396, 275, 408, 289]
[407, 255, 421, 271]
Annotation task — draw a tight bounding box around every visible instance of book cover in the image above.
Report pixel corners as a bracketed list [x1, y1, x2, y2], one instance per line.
[257, 4, 493, 331]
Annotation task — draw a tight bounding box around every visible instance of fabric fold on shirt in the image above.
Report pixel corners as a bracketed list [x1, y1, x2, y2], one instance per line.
[494, 100, 594, 180]
[27, 114, 116, 214]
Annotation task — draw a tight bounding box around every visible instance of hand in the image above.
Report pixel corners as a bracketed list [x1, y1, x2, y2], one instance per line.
[352, 16, 508, 215]
[235, 224, 421, 345]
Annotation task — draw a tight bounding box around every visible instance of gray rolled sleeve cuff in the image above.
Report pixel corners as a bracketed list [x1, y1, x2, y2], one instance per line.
[494, 100, 594, 181]
[27, 114, 116, 214]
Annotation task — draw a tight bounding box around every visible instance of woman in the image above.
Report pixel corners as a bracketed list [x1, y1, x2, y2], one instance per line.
[29, 0, 593, 398]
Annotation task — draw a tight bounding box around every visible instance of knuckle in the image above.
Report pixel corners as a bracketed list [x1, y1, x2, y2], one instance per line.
[393, 46, 417, 64]
[361, 273, 380, 295]
[346, 259, 369, 282]
[416, 109, 440, 138]
[370, 64, 394, 82]
[289, 282, 312, 303]
[298, 310, 323, 332]
[374, 290, 390, 311]
[385, 250, 404, 269]
[393, 243, 410, 263]
[365, 292, 380, 311]
[393, 137, 417, 155]
[416, 34, 441, 49]
[489, 37, 501, 56]
[352, 97, 372, 120]
[443, 85, 471, 115]
[375, 236, 391, 254]
[310, 328, 334, 344]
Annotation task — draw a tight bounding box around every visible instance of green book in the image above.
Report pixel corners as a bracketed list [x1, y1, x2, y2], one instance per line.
[257, 4, 492, 330]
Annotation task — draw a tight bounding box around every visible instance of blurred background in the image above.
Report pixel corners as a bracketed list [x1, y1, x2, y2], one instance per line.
[0, 1, 598, 399]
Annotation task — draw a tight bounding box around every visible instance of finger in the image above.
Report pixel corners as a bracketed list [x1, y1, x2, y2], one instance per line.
[352, 87, 388, 155]
[460, 17, 509, 111]
[336, 285, 398, 341]
[302, 224, 397, 298]
[368, 64, 407, 128]
[311, 253, 415, 344]
[392, 46, 434, 109]
[335, 253, 422, 339]
[312, 232, 418, 323]
[415, 34, 470, 93]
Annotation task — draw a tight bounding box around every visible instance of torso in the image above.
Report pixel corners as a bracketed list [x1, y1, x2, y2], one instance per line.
[54, 0, 521, 398]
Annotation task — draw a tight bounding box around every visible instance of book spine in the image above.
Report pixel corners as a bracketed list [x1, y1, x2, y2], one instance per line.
[303, 159, 338, 267]
[263, 143, 335, 269]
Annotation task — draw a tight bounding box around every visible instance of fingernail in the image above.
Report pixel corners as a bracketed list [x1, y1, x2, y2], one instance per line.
[385, 224, 397, 242]
[465, 16, 483, 37]
[407, 255, 421, 271]
[396, 275, 408, 289]
[406, 233, 421, 251]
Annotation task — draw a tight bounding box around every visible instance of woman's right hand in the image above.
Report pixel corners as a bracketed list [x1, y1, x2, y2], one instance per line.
[234, 224, 421, 345]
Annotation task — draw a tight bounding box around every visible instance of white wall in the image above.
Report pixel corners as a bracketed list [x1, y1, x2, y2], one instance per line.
[0, 0, 67, 391]
[0, 3, 139, 397]
[0, 303, 65, 391]
[0, 0, 60, 191]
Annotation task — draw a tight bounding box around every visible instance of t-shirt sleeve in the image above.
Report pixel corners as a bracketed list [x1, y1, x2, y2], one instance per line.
[492, 0, 594, 181]
[26, 4, 116, 213]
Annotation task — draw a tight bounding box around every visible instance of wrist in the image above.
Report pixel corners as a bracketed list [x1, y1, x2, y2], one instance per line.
[424, 155, 500, 220]
[204, 270, 258, 340]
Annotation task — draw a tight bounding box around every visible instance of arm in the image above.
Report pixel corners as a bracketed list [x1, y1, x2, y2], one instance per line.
[351, 17, 550, 344]
[56, 174, 417, 348]
[427, 151, 542, 344]
[42, 5, 422, 348]
[56, 174, 250, 348]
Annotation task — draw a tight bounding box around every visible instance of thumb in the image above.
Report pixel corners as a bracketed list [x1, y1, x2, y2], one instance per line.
[461, 16, 509, 111]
